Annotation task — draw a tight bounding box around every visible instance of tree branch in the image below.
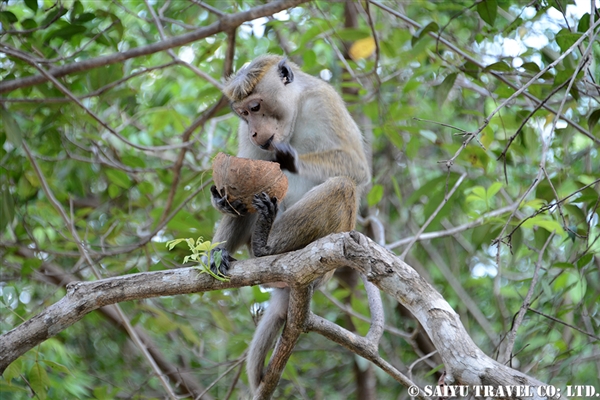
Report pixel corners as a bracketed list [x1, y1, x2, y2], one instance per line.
[256, 286, 312, 399]
[0, 232, 558, 398]
[15, 246, 213, 399]
[0, 0, 309, 94]
[306, 313, 422, 397]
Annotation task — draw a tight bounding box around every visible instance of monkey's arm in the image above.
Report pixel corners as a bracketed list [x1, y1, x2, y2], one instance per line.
[296, 149, 370, 187]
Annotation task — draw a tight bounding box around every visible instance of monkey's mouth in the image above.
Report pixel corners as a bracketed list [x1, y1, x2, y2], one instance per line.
[259, 135, 275, 151]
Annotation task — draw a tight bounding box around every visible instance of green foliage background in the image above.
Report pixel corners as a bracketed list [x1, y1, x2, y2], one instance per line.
[1, 0, 599, 398]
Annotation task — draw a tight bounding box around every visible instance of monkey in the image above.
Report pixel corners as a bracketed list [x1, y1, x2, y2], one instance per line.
[209, 54, 370, 393]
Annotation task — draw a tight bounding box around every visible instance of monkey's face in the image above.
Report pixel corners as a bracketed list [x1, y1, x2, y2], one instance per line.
[232, 95, 292, 152]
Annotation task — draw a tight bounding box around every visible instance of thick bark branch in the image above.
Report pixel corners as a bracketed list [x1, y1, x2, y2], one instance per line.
[342, 232, 555, 399]
[1, 232, 557, 399]
[0, 0, 309, 94]
[255, 286, 312, 399]
[18, 247, 212, 399]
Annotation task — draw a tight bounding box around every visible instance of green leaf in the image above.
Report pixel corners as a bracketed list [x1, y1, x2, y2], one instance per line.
[367, 184, 384, 207]
[25, 0, 38, 12]
[554, 68, 575, 87]
[49, 24, 87, 40]
[477, 0, 497, 27]
[74, 12, 95, 23]
[577, 253, 593, 269]
[166, 238, 188, 251]
[384, 128, 404, 150]
[336, 28, 371, 41]
[21, 18, 37, 30]
[435, 72, 457, 105]
[179, 324, 202, 346]
[391, 176, 402, 203]
[0, 106, 23, 146]
[411, 21, 439, 47]
[108, 184, 120, 198]
[486, 182, 503, 199]
[555, 29, 582, 53]
[71, 0, 84, 19]
[40, 360, 71, 375]
[462, 60, 480, 79]
[297, 25, 322, 49]
[105, 169, 131, 189]
[553, 270, 586, 303]
[468, 185, 486, 203]
[553, 262, 574, 270]
[3, 357, 22, 383]
[33, 226, 46, 245]
[0, 11, 18, 24]
[40, 7, 68, 27]
[577, 13, 590, 33]
[212, 249, 223, 269]
[521, 62, 540, 74]
[588, 109, 600, 132]
[0, 383, 28, 393]
[29, 363, 49, 400]
[194, 239, 213, 253]
[484, 61, 511, 72]
[521, 215, 565, 235]
[0, 173, 15, 233]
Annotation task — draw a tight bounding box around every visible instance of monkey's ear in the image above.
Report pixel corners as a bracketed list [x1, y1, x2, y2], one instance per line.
[278, 59, 294, 85]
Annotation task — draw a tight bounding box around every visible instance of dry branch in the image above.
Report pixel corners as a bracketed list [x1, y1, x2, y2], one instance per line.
[1, 232, 557, 398]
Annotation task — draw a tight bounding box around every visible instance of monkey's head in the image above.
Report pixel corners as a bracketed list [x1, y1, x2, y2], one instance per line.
[224, 55, 299, 151]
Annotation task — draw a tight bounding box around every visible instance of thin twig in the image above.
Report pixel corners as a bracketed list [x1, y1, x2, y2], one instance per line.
[400, 173, 466, 259]
[528, 308, 600, 341]
[500, 232, 555, 365]
[387, 203, 516, 250]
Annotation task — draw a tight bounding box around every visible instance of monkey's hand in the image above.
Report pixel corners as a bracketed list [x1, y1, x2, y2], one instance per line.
[209, 247, 236, 275]
[273, 143, 298, 173]
[210, 185, 249, 216]
[251, 192, 278, 257]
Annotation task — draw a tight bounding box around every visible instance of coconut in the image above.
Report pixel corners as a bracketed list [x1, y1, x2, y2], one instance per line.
[212, 152, 288, 213]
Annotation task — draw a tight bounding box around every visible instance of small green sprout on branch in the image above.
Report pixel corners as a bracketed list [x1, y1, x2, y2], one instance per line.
[166, 237, 230, 282]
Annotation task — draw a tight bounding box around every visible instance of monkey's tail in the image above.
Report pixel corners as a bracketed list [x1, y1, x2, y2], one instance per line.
[247, 287, 290, 393]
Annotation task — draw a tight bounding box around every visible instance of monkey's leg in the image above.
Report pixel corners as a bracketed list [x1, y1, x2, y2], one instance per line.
[247, 177, 357, 392]
[253, 176, 357, 257]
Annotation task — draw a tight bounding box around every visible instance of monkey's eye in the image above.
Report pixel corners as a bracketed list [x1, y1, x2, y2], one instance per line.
[249, 101, 261, 113]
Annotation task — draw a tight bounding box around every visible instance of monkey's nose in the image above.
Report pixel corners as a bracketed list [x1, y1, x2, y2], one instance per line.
[259, 135, 275, 150]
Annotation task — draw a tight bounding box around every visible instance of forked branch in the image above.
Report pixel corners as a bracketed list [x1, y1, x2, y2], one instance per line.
[0, 232, 557, 399]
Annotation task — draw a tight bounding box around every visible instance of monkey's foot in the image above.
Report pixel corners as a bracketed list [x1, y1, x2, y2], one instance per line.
[251, 192, 278, 257]
[252, 192, 278, 223]
[209, 247, 236, 275]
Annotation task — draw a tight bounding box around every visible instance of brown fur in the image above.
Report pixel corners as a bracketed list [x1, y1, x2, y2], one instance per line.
[223, 55, 283, 102]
